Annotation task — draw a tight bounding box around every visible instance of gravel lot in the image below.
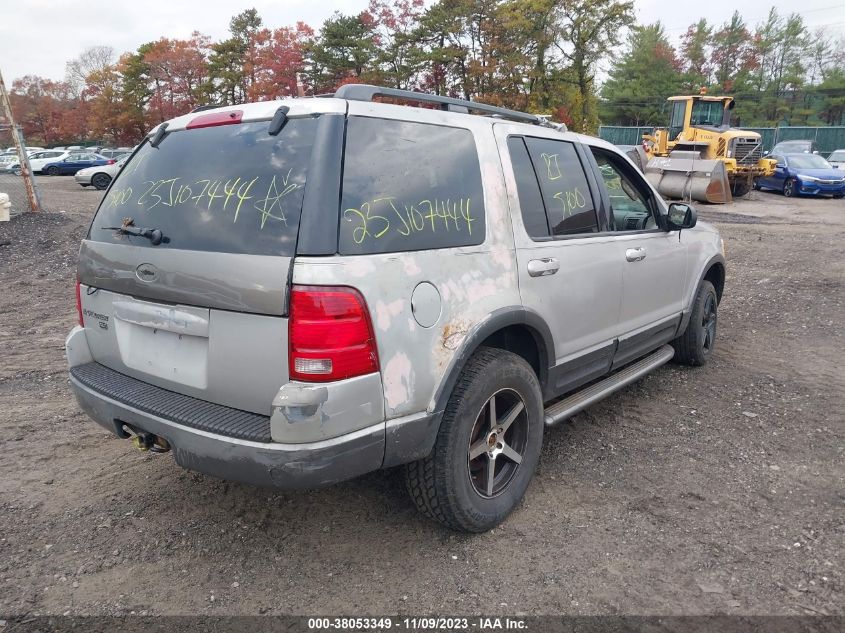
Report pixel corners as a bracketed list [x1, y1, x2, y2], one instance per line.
[0, 176, 843, 617]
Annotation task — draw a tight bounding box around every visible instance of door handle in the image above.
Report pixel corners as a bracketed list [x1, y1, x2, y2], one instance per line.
[527, 257, 560, 277]
[626, 247, 647, 262]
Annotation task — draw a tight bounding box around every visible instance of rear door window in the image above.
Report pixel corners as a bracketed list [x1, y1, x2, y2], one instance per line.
[339, 117, 485, 255]
[89, 117, 317, 256]
[523, 137, 598, 236]
[507, 136, 549, 238]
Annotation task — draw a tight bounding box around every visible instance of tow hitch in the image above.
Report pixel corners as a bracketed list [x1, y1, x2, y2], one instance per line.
[122, 424, 171, 453]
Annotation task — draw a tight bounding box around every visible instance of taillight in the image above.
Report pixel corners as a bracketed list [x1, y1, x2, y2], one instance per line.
[289, 286, 379, 382]
[75, 280, 84, 326]
[107, 159, 115, 165]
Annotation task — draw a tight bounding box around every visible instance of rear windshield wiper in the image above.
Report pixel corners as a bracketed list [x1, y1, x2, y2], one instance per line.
[101, 222, 166, 245]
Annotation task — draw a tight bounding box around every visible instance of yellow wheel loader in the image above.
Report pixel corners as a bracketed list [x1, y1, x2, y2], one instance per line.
[627, 93, 776, 204]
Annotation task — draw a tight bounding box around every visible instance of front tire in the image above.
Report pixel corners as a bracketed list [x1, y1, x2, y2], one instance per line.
[45, 166, 60, 176]
[732, 179, 752, 197]
[671, 280, 718, 366]
[405, 347, 544, 532]
[783, 178, 797, 197]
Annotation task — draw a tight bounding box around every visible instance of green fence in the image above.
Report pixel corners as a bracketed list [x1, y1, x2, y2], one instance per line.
[598, 125, 845, 155]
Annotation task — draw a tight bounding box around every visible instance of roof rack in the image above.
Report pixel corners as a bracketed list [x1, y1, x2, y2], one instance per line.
[333, 84, 542, 126]
[189, 104, 223, 113]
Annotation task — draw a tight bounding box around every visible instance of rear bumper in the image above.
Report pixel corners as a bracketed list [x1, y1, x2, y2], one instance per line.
[69, 373, 386, 489]
[66, 324, 440, 489]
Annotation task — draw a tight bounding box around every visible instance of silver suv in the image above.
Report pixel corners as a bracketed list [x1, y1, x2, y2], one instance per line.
[66, 86, 725, 532]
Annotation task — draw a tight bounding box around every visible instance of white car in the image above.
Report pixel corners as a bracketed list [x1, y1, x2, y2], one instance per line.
[6, 150, 80, 175]
[74, 156, 127, 190]
[827, 150, 845, 169]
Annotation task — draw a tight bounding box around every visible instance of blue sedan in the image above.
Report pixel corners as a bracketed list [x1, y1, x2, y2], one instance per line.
[755, 153, 845, 198]
[41, 152, 114, 176]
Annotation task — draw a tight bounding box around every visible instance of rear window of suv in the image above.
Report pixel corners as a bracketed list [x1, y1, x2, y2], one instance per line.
[89, 117, 317, 256]
[339, 117, 485, 255]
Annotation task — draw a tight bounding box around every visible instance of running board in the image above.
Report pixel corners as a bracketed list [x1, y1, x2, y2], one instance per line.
[544, 344, 675, 426]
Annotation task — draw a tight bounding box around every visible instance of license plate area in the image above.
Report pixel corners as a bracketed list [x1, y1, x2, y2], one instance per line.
[112, 299, 210, 389]
[114, 321, 208, 388]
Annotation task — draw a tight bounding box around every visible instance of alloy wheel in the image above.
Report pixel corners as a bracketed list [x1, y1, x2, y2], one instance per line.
[467, 388, 529, 498]
[783, 179, 795, 197]
[702, 293, 717, 354]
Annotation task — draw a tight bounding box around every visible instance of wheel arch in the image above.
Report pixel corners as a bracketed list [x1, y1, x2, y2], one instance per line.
[429, 307, 553, 416]
[704, 258, 725, 303]
[384, 308, 554, 468]
[676, 254, 725, 336]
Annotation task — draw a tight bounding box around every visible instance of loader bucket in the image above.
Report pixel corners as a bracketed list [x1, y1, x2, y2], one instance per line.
[644, 151, 732, 204]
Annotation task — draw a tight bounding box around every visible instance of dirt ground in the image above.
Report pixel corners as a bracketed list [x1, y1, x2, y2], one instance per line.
[0, 177, 842, 617]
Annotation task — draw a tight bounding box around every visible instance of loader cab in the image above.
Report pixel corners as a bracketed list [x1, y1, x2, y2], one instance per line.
[666, 96, 734, 141]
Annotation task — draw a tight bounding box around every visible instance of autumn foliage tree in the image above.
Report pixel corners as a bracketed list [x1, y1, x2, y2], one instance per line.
[9, 1, 845, 146]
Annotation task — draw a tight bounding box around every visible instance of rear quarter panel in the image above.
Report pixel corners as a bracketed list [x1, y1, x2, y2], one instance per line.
[294, 105, 520, 420]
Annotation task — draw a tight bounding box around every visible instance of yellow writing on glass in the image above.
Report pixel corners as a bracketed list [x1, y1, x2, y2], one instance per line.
[553, 187, 586, 219]
[541, 153, 562, 181]
[344, 196, 474, 244]
[254, 169, 299, 228]
[104, 171, 300, 230]
[105, 186, 133, 209]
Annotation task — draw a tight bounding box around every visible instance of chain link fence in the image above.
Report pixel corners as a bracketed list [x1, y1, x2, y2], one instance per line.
[599, 125, 845, 155]
[0, 125, 42, 216]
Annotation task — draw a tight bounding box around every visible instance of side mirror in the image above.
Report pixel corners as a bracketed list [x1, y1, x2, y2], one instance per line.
[667, 202, 697, 230]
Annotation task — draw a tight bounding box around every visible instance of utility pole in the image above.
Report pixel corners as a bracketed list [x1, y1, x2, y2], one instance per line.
[0, 68, 40, 212]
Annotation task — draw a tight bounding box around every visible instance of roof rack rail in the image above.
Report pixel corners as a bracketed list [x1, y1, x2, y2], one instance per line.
[189, 104, 223, 113]
[333, 84, 542, 125]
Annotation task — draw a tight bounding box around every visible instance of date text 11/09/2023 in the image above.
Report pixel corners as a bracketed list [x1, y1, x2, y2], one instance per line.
[307, 617, 527, 630]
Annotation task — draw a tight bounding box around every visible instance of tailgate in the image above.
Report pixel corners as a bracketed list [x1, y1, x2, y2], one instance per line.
[77, 112, 321, 416]
[79, 284, 286, 416]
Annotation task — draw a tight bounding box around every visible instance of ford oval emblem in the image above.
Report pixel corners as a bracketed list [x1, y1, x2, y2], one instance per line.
[135, 263, 159, 282]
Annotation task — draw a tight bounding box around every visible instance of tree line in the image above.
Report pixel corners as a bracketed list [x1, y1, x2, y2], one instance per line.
[7, 1, 845, 147]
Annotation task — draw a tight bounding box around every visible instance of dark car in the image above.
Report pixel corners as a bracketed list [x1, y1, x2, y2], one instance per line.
[754, 153, 845, 198]
[769, 139, 818, 156]
[42, 153, 114, 176]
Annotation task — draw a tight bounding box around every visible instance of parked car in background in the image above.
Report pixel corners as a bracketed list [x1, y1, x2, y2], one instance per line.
[3, 146, 44, 153]
[99, 148, 133, 160]
[769, 139, 818, 155]
[0, 154, 20, 170]
[827, 149, 845, 169]
[5, 149, 75, 175]
[42, 153, 114, 176]
[754, 153, 845, 198]
[75, 156, 127, 190]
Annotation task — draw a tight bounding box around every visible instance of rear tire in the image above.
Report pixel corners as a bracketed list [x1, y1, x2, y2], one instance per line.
[671, 281, 718, 367]
[404, 347, 543, 532]
[91, 173, 112, 190]
[783, 178, 797, 197]
[45, 166, 60, 176]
